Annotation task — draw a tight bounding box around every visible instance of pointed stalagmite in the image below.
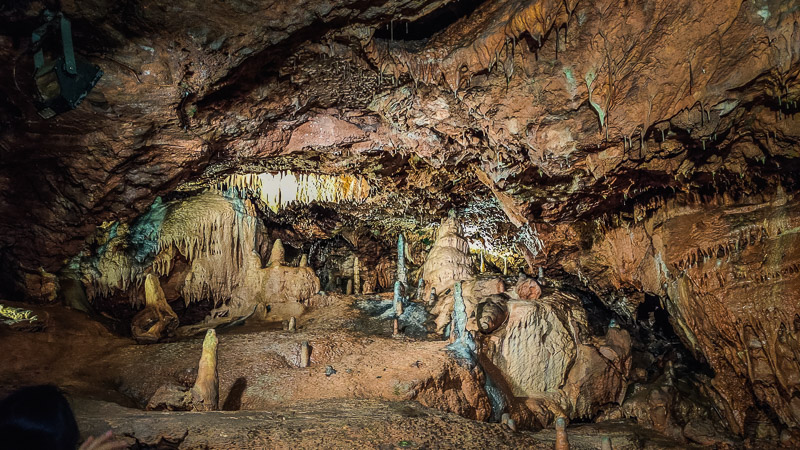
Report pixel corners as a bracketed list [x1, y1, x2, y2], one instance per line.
[397, 234, 407, 287]
[507, 418, 517, 432]
[299, 254, 308, 267]
[288, 316, 296, 332]
[480, 250, 485, 273]
[416, 277, 425, 301]
[191, 329, 219, 411]
[300, 341, 310, 367]
[555, 417, 569, 450]
[268, 239, 285, 266]
[353, 256, 361, 294]
[346, 278, 353, 295]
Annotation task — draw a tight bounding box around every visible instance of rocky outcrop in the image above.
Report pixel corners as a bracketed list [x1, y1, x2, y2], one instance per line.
[488, 292, 631, 426]
[80, 191, 321, 323]
[412, 360, 493, 422]
[556, 191, 800, 434]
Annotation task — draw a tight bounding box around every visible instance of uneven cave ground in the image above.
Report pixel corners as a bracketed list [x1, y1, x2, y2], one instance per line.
[2, 0, 800, 448]
[1, 280, 709, 450]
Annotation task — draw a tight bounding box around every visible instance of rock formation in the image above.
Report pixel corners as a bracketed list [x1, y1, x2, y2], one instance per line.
[424, 216, 475, 333]
[490, 292, 631, 426]
[0, 0, 799, 444]
[131, 274, 179, 343]
[191, 329, 220, 411]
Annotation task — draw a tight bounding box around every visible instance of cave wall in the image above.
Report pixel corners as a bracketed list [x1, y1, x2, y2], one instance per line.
[551, 190, 800, 433]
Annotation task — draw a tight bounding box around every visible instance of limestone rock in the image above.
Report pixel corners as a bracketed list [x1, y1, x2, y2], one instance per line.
[19, 268, 59, 303]
[492, 292, 632, 424]
[267, 239, 285, 267]
[423, 217, 475, 333]
[146, 383, 192, 411]
[131, 274, 179, 343]
[562, 327, 632, 419]
[422, 217, 473, 298]
[515, 276, 542, 300]
[191, 329, 219, 411]
[494, 294, 581, 396]
[477, 296, 508, 334]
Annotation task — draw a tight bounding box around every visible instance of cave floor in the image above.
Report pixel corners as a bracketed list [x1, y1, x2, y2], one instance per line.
[0, 297, 694, 449]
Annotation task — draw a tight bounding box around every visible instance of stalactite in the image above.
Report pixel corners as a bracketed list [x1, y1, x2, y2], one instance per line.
[218, 172, 371, 213]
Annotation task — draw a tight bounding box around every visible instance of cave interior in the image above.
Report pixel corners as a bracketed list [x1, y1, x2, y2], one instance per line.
[1, 0, 800, 448]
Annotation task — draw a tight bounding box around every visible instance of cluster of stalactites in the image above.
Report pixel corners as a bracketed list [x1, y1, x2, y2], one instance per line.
[215, 171, 372, 213]
[83, 192, 259, 305]
[157, 193, 256, 269]
[365, 0, 568, 94]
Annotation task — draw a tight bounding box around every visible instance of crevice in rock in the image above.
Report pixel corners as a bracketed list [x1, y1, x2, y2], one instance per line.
[373, 0, 488, 42]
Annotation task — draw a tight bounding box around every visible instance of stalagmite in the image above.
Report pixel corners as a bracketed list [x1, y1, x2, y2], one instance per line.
[416, 277, 425, 302]
[394, 280, 404, 316]
[480, 250, 485, 273]
[429, 287, 437, 306]
[131, 273, 179, 343]
[555, 417, 569, 450]
[190, 329, 219, 411]
[397, 234, 407, 287]
[393, 318, 400, 336]
[268, 239, 285, 267]
[346, 278, 353, 295]
[300, 341, 310, 367]
[288, 316, 296, 332]
[507, 418, 517, 432]
[353, 256, 361, 294]
[423, 216, 474, 333]
[601, 436, 612, 450]
[299, 254, 308, 267]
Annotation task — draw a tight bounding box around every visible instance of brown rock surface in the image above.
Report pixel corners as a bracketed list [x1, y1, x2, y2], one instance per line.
[515, 276, 542, 300]
[554, 190, 800, 434]
[491, 293, 632, 425]
[0, 0, 799, 442]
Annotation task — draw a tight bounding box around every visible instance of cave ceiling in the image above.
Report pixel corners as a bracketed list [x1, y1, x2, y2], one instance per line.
[0, 0, 798, 272]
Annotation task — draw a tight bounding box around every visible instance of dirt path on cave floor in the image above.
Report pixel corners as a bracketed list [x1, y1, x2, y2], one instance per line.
[0, 296, 692, 449]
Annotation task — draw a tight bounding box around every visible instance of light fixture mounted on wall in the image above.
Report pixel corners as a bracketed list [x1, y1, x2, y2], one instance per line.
[31, 11, 103, 119]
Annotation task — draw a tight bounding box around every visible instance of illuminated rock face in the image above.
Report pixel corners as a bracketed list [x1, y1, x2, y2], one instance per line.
[491, 293, 631, 425]
[80, 191, 320, 321]
[219, 172, 371, 213]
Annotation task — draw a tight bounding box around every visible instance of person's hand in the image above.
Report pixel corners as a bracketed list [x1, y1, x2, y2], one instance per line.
[78, 430, 128, 450]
